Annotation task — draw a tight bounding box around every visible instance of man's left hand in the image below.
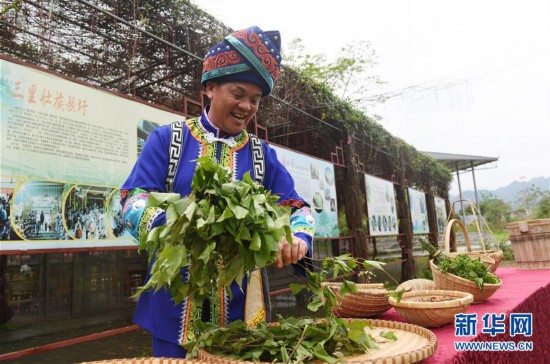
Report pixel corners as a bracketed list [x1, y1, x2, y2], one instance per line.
[275, 236, 308, 268]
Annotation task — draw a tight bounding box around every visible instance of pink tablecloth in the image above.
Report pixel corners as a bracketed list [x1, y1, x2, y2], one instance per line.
[377, 267, 550, 363]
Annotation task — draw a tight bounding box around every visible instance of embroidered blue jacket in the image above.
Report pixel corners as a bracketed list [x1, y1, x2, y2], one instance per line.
[121, 109, 315, 345]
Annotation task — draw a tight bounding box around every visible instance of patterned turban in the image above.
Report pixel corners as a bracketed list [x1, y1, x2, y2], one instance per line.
[201, 26, 282, 96]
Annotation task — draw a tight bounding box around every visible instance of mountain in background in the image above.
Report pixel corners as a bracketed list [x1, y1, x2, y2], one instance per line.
[450, 176, 550, 205]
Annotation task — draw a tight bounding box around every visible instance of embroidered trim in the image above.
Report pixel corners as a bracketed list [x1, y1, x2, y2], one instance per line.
[178, 267, 202, 344]
[290, 207, 315, 238]
[278, 199, 305, 209]
[202, 50, 245, 74]
[137, 207, 162, 238]
[226, 29, 280, 88]
[165, 121, 184, 192]
[209, 261, 228, 327]
[202, 63, 251, 83]
[291, 225, 316, 237]
[187, 117, 249, 151]
[122, 193, 148, 214]
[250, 134, 264, 185]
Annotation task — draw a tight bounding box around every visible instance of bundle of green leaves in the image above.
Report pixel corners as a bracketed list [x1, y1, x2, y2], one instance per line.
[420, 238, 500, 292]
[134, 157, 400, 362]
[184, 316, 397, 363]
[134, 157, 293, 304]
[183, 255, 399, 362]
[437, 254, 500, 292]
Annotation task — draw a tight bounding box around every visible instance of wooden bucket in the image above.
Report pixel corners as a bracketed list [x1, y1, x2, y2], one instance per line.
[507, 219, 550, 270]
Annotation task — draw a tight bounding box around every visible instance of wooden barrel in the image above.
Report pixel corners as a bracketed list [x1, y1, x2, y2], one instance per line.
[507, 219, 550, 270]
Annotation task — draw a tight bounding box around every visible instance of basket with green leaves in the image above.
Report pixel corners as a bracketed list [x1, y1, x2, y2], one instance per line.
[421, 239, 502, 304]
[442, 218, 497, 272]
[449, 199, 504, 272]
[134, 157, 437, 363]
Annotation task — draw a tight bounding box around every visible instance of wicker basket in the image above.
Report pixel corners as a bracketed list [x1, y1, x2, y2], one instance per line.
[396, 279, 436, 292]
[388, 290, 474, 328]
[80, 359, 203, 363]
[197, 319, 437, 363]
[430, 260, 502, 303]
[448, 199, 504, 272]
[322, 282, 391, 318]
[444, 218, 498, 272]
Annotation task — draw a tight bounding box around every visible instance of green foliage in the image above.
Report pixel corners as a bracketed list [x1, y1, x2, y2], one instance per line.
[498, 240, 515, 261]
[282, 37, 452, 195]
[534, 195, 550, 219]
[184, 316, 391, 363]
[134, 157, 292, 304]
[183, 254, 399, 363]
[437, 255, 500, 292]
[1, 0, 22, 16]
[285, 38, 382, 107]
[514, 185, 550, 219]
[479, 193, 511, 230]
[420, 238, 499, 291]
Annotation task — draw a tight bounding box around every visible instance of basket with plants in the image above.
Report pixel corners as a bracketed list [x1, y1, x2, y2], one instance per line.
[135, 157, 437, 363]
[321, 261, 406, 319]
[448, 200, 504, 272]
[421, 238, 502, 304]
[443, 219, 496, 271]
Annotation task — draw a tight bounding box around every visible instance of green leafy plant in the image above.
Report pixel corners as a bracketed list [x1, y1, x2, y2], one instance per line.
[133, 157, 401, 363]
[437, 254, 499, 292]
[133, 156, 293, 303]
[420, 238, 500, 292]
[184, 255, 400, 363]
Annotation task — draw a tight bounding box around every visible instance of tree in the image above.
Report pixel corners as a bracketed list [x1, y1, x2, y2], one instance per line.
[479, 193, 511, 230]
[534, 195, 550, 219]
[514, 185, 550, 218]
[283, 38, 385, 110]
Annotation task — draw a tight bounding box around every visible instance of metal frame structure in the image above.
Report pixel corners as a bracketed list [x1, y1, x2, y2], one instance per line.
[423, 151, 499, 223]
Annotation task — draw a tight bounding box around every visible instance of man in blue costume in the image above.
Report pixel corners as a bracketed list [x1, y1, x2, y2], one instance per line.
[121, 26, 316, 358]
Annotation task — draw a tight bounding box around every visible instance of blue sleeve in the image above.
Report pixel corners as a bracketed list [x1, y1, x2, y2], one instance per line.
[122, 125, 171, 194]
[261, 144, 316, 270]
[120, 125, 171, 241]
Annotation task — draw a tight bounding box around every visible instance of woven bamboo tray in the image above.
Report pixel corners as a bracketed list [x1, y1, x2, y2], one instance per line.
[322, 282, 392, 317]
[197, 319, 437, 363]
[430, 260, 502, 304]
[396, 278, 436, 292]
[80, 358, 206, 363]
[448, 200, 504, 272]
[388, 289, 474, 328]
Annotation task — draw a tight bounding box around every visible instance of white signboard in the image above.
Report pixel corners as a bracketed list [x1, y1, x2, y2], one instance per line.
[434, 196, 447, 233]
[0, 58, 183, 251]
[408, 188, 429, 234]
[270, 145, 339, 238]
[364, 174, 398, 236]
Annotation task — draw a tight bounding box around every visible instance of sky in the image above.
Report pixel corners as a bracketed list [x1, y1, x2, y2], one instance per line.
[191, 0, 550, 196]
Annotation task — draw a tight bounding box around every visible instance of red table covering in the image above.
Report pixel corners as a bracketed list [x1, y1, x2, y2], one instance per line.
[378, 267, 550, 363]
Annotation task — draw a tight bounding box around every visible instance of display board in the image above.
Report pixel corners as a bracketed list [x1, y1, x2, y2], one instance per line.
[364, 174, 398, 236]
[270, 145, 339, 238]
[408, 188, 429, 234]
[0, 58, 183, 251]
[434, 196, 447, 233]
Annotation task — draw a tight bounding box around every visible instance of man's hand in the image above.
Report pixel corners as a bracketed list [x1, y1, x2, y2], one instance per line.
[276, 235, 308, 268]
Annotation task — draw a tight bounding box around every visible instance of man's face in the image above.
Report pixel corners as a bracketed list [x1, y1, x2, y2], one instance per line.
[205, 81, 262, 135]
